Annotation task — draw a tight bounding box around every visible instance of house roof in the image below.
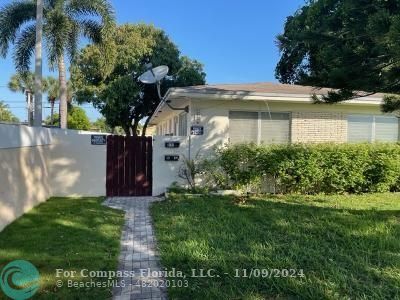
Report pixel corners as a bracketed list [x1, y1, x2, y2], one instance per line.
[174, 82, 335, 95]
[149, 82, 384, 125]
[170, 82, 384, 98]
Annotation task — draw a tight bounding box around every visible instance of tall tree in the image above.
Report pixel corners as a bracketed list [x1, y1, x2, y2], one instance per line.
[34, 0, 43, 126]
[44, 76, 59, 125]
[276, 0, 400, 113]
[71, 24, 206, 136]
[8, 72, 35, 94]
[43, 76, 73, 126]
[92, 117, 112, 133]
[0, 101, 19, 123]
[45, 105, 90, 130]
[0, 0, 114, 128]
[8, 72, 36, 124]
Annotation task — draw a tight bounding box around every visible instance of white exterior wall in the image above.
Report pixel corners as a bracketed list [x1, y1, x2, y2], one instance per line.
[151, 99, 389, 194]
[188, 99, 384, 150]
[0, 125, 108, 231]
[152, 136, 189, 196]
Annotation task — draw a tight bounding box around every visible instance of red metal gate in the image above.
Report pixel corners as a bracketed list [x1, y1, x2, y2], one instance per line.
[106, 136, 152, 196]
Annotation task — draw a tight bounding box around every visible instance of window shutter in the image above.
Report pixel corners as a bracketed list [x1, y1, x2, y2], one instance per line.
[229, 111, 258, 143]
[260, 112, 290, 144]
[375, 116, 399, 142]
[348, 115, 373, 142]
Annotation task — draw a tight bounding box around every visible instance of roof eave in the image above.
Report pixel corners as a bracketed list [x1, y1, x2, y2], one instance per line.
[169, 89, 383, 104]
[149, 88, 383, 125]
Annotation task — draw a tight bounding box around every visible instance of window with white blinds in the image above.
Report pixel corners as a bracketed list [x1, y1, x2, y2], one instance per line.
[375, 116, 399, 141]
[229, 111, 290, 144]
[348, 115, 373, 142]
[260, 112, 290, 144]
[178, 112, 188, 136]
[348, 115, 399, 142]
[229, 111, 258, 143]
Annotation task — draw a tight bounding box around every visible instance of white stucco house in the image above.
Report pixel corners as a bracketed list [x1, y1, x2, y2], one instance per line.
[150, 82, 398, 145]
[149, 82, 399, 194]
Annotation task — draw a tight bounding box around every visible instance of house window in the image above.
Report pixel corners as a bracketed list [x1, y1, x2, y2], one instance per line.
[260, 112, 290, 144]
[229, 111, 258, 143]
[348, 115, 399, 142]
[178, 112, 188, 136]
[375, 116, 399, 141]
[229, 111, 290, 144]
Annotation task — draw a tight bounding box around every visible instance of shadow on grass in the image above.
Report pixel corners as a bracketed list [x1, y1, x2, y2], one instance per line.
[0, 197, 125, 300]
[151, 195, 400, 300]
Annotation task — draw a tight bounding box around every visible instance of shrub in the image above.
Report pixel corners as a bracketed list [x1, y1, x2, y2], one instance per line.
[200, 157, 231, 190]
[217, 143, 260, 189]
[217, 143, 400, 194]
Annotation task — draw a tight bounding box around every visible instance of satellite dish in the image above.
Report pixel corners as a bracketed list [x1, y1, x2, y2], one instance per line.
[139, 65, 169, 84]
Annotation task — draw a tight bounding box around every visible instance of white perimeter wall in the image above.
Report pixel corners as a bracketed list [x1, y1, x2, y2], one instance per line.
[49, 129, 107, 197]
[0, 124, 107, 231]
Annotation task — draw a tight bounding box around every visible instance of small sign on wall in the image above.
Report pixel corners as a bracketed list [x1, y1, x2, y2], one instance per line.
[91, 135, 107, 145]
[165, 141, 180, 148]
[190, 125, 204, 135]
[165, 155, 180, 161]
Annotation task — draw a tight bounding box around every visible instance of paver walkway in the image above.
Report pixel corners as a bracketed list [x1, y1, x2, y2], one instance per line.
[104, 197, 167, 300]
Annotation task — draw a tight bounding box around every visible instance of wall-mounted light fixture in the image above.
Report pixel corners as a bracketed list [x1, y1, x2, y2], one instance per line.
[165, 100, 189, 113]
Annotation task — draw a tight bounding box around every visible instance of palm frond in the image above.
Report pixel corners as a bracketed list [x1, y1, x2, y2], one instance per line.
[44, 0, 63, 10]
[80, 19, 102, 43]
[67, 0, 115, 30]
[8, 72, 35, 93]
[44, 76, 60, 101]
[66, 20, 80, 60]
[13, 24, 36, 72]
[44, 11, 71, 68]
[0, 0, 36, 57]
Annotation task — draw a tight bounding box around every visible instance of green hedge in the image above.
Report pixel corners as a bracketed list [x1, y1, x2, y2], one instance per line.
[218, 143, 400, 194]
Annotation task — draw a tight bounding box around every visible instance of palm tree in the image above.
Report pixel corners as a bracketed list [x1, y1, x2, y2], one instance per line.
[34, 0, 43, 126]
[43, 76, 73, 125]
[8, 72, 36, 124]
[8, 72, 35, 94]
[43, 76, 58, 125]
[0, 0, 114, 128]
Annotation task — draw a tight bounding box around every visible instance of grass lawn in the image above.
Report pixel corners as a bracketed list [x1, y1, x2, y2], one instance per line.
[151, 193, 400, 300]
[0, 197, 125, 300]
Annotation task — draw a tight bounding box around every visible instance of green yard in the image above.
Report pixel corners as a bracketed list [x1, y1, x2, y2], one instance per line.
[0, 197, 124, 300]
[151, 193, 400, 299]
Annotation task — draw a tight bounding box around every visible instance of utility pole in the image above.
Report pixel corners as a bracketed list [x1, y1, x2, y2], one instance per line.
[33, 0, 43, 127]
[26, 90, 34, 126]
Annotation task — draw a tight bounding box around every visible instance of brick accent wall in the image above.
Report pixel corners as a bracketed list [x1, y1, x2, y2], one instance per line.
[291, 112, 347, 143]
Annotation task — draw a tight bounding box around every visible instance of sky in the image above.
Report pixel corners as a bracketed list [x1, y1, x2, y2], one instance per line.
[0, 0, 305, 122]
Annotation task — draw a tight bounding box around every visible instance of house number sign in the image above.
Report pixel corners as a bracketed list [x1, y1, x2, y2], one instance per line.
[91, 135, 107, 145]
[165, 155, 180, 161]
[165, 141, 180, 148]
[190, 125, 204, 135]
